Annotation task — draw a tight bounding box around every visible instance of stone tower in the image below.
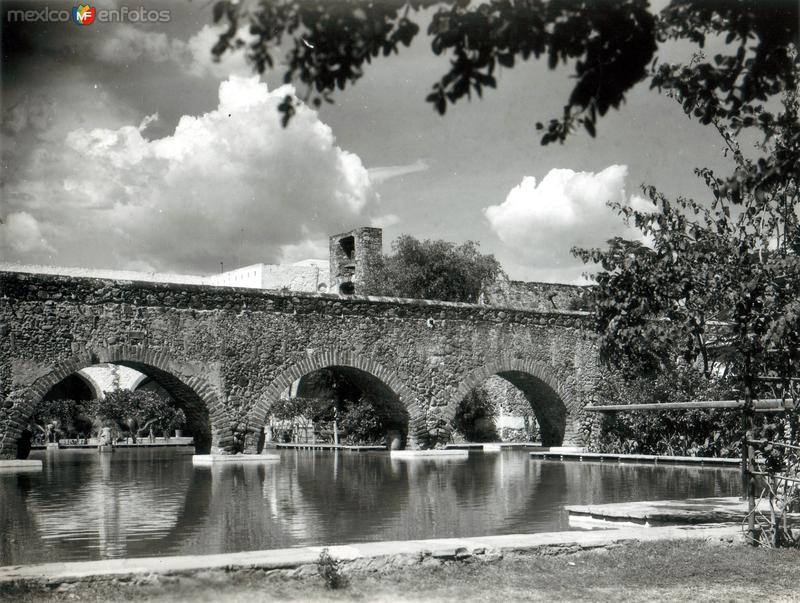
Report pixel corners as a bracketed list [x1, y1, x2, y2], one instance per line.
[329, 227, 383, 295]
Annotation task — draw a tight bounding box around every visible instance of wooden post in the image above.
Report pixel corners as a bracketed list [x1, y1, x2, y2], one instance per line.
[333, 405, 339, 447]
[744, 375, 757, 544]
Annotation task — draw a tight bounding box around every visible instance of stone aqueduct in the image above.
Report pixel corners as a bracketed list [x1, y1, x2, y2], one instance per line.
[0, 270, 602, 459]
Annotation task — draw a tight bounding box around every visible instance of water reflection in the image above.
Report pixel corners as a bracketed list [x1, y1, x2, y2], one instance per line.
[0, 449, 740, 566]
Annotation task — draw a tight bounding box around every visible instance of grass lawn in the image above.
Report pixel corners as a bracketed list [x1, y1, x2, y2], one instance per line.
[4, 539, 799, 602]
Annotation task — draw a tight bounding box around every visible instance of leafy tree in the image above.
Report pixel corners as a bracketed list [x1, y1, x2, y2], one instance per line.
[29, 398, 93, 441]
[270, 369, 398, 445]
[210, 0, 797, 142]
[573, 75, 799, 382]
[374, 235, 503, 302]
[338, 396, 386, 445]
[85, 390, 186, 440]
[574, 60, 799, 545]
[453, 387, 499, 442]
[589, 364, 740, 457]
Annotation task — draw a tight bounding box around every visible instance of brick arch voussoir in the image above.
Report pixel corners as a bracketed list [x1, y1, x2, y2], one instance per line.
[250, 350, 423, 437]
[9, 346, 224, 450]
[442, 356, 577, 430]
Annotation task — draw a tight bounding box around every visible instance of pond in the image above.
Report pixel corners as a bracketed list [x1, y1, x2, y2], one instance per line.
[0, 448, 740, 566]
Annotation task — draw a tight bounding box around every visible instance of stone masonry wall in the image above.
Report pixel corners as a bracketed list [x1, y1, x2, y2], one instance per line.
[329, 227, 383, 295]
[0, 270, 601, 458]
[481, 274, 594, 312]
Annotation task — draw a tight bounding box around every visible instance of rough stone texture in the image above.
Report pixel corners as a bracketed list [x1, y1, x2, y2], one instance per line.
[481, 274, 594, 312]
[0, 524, 742, 587]
[329, 227, 383, 295]
[484, 376, 538, 441]
[0, 270, 602, 459]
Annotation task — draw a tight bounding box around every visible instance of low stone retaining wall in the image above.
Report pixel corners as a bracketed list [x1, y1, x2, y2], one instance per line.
[0, 525, 741, 589]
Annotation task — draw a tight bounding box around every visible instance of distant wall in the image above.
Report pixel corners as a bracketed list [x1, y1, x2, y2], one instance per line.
[260, 264, 329, 293]
[0, 263, 207, 286]
[2, 262, 331, 294]
[206, 265, 264, 288]
[482, 275, 593, 312]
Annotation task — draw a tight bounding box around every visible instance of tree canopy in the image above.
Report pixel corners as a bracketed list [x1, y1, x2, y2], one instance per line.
[210, 0, 797, 141]
[30, 398, 93, 438]
[573, 70, 799, 383]
[270, 369, 393, 445]
[573, 54, 799, 546]
[373, 235, 503, 302]
[86, 390, 186, 436]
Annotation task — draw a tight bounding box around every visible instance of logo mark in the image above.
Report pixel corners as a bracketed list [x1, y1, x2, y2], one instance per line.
[73, 4, 96, 26]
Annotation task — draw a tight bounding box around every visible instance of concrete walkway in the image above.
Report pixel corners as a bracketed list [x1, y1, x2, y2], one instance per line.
[530, 451, 740, 466]
[565, 496, 773, 527]
[269, 443, 386, 451]
[0, 525, 740, 585]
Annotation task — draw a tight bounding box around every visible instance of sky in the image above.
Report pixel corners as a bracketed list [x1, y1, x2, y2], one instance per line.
[0, 0, 736, 283]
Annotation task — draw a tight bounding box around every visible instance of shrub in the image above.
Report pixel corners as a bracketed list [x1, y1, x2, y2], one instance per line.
[317, 548, 348, 590]
[587, 364, 741, 458]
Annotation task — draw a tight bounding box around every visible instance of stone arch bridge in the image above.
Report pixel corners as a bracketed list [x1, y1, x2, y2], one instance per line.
[0, 271, 601, 459]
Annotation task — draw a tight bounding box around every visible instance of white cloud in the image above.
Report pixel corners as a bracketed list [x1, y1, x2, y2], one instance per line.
[368, 159, 429, 184]
[1, 76, 380, 273]
[484, 165, 650, 282]
[370, 214, 400, 228]
[1, 97, 54, 135]
[183, 25, 255, 79]
[278, 239, 330, 265]
[1, 212, 53, 255]
[93, 23, 255, 79]
[94, 24, 177, 65]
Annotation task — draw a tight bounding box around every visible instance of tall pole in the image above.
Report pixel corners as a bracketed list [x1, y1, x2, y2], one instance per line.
[743, 367, 757, 544]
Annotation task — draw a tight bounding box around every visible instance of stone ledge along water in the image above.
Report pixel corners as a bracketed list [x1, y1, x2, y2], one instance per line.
[0, 525, 742, 586]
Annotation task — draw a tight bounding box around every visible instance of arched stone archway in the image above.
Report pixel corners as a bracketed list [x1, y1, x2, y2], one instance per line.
[250, 350, 425, 450]
[1, 346, 227, 459]
[442, 358, 580, 447]
[43, 371, 102, 403]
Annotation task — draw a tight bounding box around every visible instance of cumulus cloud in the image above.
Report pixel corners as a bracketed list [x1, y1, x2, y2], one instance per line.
[93, 23, 254, 79]
[484, 165, 650, 282]
[1, 76, 380, 273]
[183, 25, 255, 78]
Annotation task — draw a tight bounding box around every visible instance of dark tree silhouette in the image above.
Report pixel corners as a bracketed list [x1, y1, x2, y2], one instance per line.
[209, 0, 797, 141]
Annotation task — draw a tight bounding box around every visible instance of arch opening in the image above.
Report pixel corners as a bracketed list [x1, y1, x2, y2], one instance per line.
[449, 365, 569, 447]
[264, 365, 409, 450]
[496, 370, 566, 446]
[42, 373, 98, 405]
[452, 375, 541, 444]
[14, 361, 213, 459]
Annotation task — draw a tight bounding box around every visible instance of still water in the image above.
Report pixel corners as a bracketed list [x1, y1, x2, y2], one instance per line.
[1, 448, 739, 566]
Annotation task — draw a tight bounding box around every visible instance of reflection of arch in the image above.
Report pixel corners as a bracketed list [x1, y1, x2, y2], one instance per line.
[125, 463, 213, 557]
[446, 358, 577, 447]
[250, 350, 424, 449]
[5, 346, 225, 458]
